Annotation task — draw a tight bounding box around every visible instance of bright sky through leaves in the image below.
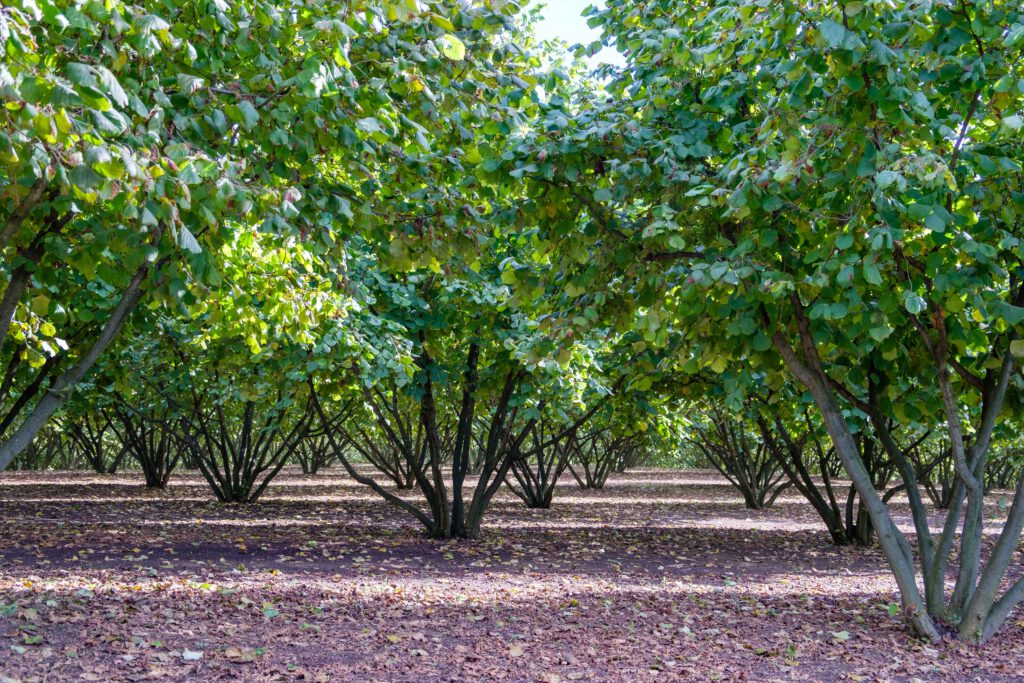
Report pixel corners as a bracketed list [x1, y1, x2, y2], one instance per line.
[528, 0, 625, 66]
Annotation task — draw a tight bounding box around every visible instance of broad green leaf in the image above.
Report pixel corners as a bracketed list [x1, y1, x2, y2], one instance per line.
[818, 20, 864, 50]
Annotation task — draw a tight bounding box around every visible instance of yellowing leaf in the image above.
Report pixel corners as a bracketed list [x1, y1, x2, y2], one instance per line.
[439, 34, 466, 61]
[30, 295, 50, 316]
[430, 13, 455, 31]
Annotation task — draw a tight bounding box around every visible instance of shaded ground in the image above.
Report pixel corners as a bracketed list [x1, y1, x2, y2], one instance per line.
[1, 468, 1022, 682]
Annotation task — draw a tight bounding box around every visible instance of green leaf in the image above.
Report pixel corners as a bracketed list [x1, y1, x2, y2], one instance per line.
[903, 293, 926, 315]
[863, 263, 882, 285]
[874, 170, 901, 190]
[1006, 23, 1024, 49]
[751, 331, 772, 352]
[869, 325, 893, 342]
[357, 117, 384, 135]
[77, 85, 111, 111]
[65, 62, 95, 87]
[728, 187, 747, 209]
[829, 303, 848, 319]
[69, 164, 102, 190]
[1001, 114, 1023, 132]
[924, 211, 946, 233]
[239, 101, 260, 129]
[993, 301, 1024, 325]
[179, 227, 203, 254]
[140, 206, 159, 227]
[818, 20, 864, 50]
[93, 66, 128, 108]
[388, 239, 407, 260]
[906, 203, 932, 220]
[176, 73, 205, 95]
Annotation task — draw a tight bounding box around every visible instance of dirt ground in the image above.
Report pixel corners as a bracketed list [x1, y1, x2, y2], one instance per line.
[1, 467, 1022, 682]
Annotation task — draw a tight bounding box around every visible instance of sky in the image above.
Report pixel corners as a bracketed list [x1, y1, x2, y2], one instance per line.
[527, 0, 625, 67]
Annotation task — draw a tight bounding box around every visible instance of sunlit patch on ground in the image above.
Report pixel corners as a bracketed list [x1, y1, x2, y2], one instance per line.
[1, 468, 1022, 682]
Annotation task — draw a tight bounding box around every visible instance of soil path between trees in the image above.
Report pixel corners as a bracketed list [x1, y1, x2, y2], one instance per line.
[1, 468, 1021, 682]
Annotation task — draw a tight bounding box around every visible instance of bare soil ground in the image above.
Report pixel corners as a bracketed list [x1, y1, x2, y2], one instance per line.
[1, 468, 1022, 682]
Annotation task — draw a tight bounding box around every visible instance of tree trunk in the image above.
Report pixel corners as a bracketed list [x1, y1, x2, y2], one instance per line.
[772, 323, 939, 640]
[0, 239, 158, 471]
